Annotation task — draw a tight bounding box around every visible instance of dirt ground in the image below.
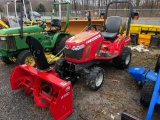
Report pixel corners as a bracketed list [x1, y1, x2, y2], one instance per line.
[0, 48, 160, 120]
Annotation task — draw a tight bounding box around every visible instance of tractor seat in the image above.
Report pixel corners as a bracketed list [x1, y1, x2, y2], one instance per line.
[101, 16, 122, 40]
[51, 19, 61, 31]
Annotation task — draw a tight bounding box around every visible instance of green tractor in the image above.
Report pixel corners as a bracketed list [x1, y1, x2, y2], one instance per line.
[0, 1, 71, 66]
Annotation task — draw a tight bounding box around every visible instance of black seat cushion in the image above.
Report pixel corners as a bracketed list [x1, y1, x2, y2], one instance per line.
[101, 16, 122, 40]
[51, 19, 61, 30]
[101, 32, 118, 39]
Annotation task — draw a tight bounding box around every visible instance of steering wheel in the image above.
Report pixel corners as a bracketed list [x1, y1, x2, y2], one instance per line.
[92, 24, 106, 32]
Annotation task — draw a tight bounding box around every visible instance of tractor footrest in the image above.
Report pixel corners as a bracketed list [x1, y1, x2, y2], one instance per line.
[99, 51, 117, 58]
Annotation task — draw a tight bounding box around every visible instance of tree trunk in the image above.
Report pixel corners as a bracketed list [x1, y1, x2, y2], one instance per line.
[73, 0, 77, 17]
[136, 0, 140, 9]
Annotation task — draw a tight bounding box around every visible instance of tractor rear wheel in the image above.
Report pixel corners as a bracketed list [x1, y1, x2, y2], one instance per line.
[86, 66, 105, 90]
[1, 56, 14, 64]
[155, 55, 160, 73]
[140, 81, 155, 107]
[112, 47, 131, 69]
[17, 50, 35, 66]
[53, 35, 71, 55]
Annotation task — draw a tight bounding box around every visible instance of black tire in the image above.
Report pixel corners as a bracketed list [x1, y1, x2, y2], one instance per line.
[86, 66, 105, 90]
[113, 47, 131, 69]
[16, 50, 35, 66]
[54, 57, 65, 73]
[140, 81, 155, 107]
[53, 35, 71, 54]
[1, 56, 14, 64]
[155, 55, 160, 73]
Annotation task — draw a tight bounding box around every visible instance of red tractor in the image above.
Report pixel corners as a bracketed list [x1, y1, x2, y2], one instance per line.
[54, 1, 138, 90]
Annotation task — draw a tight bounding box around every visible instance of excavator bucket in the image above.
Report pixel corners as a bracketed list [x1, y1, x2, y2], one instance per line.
[10, 65, 72, 120]
[10, 36, 72, 119]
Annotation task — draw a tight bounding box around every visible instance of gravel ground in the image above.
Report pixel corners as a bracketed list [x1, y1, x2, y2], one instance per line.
[0, 49, 160, 120]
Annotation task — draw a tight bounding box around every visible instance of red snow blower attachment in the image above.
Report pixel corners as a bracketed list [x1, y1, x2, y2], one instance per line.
[10, 36, 72, 120]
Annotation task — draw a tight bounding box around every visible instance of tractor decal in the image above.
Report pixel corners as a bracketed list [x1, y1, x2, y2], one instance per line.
[86, 34, 101, 44]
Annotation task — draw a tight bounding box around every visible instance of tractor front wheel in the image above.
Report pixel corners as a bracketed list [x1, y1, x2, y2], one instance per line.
[86, 66, 105, 90]
[17, 50, 35, 66]
[1, 56, 14, 64]
[112, 47, 131, 69]
[140, 81, 155, 107]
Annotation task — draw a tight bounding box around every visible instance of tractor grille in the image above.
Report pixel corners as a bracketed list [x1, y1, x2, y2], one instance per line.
[0, 37, 16, 50]
[64, 48, 83, 60]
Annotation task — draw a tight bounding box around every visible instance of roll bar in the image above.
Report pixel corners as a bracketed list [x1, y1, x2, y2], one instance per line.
[104, 0, 134, 36]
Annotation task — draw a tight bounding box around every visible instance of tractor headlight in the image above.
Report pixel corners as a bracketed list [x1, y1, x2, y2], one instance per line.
[0, 37, 6, 40]
[72, 44, 84, 51]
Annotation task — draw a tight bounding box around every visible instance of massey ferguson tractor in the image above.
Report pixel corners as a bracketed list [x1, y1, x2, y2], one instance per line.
[10, 1, 138, 119]
[54, 1, 138, 90]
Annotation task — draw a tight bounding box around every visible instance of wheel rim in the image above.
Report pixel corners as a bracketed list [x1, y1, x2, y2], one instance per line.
[125, 54, 131, 65]
[24, 56, 35, 66]
[95, 73, 103, 87]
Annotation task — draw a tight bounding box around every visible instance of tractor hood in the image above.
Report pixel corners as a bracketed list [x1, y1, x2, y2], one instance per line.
[0, 26, 43, 35]
[66, 30, 100, 45]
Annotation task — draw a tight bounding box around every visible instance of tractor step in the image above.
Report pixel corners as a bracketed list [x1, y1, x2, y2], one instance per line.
[97, 50, 118, 59]
[99, 52, 116, 57]
[10, 64, 72, 120]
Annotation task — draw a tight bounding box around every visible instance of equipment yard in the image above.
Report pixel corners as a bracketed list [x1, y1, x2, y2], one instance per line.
[0, 0, 160, 120]
[0, 48, 160, 120]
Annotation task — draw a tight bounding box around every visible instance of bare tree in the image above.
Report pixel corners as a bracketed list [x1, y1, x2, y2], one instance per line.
[73, 0, 77, 17]
[136, 0, 140, 9]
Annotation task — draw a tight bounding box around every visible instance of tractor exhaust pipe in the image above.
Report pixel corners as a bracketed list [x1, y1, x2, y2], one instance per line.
[86, 11, 92, 30]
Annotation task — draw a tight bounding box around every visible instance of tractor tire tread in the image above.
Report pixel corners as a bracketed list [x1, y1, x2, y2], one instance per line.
[113, 47, 131, 69]
[16, 50, 32, 65]
[140, 81, 155, 107]
[86, 66, 105, 90]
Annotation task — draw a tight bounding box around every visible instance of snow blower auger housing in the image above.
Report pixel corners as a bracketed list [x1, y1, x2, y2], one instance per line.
[10, 36, 72, 120]
[54, 1, 138, 89]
